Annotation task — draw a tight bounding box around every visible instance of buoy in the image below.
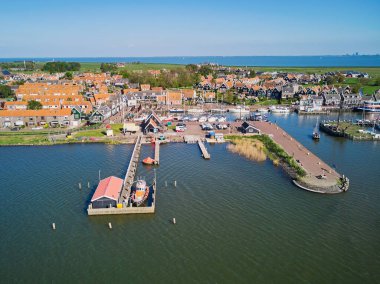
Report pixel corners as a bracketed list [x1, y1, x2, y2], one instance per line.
[172, 218, 176, 224]
[108, 222, 112, 229]
[52, 223, 56, 230]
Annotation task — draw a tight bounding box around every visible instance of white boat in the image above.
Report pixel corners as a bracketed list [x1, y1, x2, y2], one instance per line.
[187, 108, 204, 113]
[210, 108, 227, 113]
[208, 116, 218, 122]
[199, 116, 208, 123]
[357, 100, 380, 113]
[257, 108, 269, 113]
[217, 116, 227, 122]
[228, 106, 250, 114]
[169, 108, 184, 113]
[270, 106, 290, 114]
[131, 179, 150, 206]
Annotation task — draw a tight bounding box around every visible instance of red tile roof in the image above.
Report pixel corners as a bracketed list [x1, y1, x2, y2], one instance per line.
[91, 176, 123, 202]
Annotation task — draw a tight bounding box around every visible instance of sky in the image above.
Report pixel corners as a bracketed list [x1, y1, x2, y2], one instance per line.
[0, 0, 379, 57]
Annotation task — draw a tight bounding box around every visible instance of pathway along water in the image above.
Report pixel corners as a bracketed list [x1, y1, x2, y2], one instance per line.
[0, 113, 379, 282]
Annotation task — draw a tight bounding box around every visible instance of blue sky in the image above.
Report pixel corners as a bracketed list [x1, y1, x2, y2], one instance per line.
[0, 0, 379, 57]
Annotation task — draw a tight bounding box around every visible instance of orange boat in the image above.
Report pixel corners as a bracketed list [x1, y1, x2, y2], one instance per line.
[142, 157, 156, 165]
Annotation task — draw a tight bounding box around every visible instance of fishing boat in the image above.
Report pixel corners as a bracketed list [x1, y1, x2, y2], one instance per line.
[257, 108, 269, 113]
[131, 179, 150, 206]
[142, 157, 156, 165]
[313, 119, 320, 140]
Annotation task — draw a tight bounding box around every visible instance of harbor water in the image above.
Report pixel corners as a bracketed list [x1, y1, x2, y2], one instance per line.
[0, 114, 379, 283]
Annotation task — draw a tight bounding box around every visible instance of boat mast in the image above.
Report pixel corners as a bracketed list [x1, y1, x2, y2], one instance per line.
[337, 91, 343, 129]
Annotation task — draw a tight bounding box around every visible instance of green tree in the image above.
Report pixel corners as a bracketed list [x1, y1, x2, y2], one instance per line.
[250, 69, 256, 77]
[27, 100, 43, 110]
[100, 63, 117, 73]
[351, 84, 362, 94]
[0, 84, 14, 98]
[198, 65, 213, 77]
[325, 76, 335, 85]
[42, 62, 80, 73]
[185, 64, 198, 73]
[63, 72, 73, 80]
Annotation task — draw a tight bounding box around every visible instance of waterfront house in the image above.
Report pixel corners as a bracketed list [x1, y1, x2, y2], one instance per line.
[241, 122, 261, 134]
[322, 93, 341, 106]
[0, 109, 73, 128]
[142, 112, 164, 134]
[90, 176, 123, 209]
[181, 89, 197, 101]
[342, 93, 362, 107]
[299, 95, 323, 112]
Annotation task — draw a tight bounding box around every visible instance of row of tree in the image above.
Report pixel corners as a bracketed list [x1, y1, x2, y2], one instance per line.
[121, 67, 200, 88]
[0, 61, 36, 71]
[42, 62, 81, 73]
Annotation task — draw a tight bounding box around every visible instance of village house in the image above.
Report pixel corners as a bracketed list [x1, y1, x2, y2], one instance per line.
[166, 91, 182, 105]
[89, 105, 111, 123]
[322, 93, 341, 106]
[141, 112, 164, 134]
[240, 122, 261, 134]
[140, 84, 151, 91]
[299, 95, 323, 112]
[4, 101, 28, 110]
[0, 109, 74, 128]
[281, 84, 299, 99]
[181, 89, 197, 101]
[342, 93, 362, 107]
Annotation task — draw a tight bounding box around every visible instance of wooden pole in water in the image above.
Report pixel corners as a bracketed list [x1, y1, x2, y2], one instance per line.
[165, 181, 167, 187]
[174, 180, 177, 187]
[78, 182, 82, 189]
[108, 222, 112, 229]
[87, 181, 90, 188]
[172, 218, 176, 224]
[52, 223, 56, 230]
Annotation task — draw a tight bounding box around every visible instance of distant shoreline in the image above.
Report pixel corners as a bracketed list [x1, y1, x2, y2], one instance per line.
[1, 55, 380, 67]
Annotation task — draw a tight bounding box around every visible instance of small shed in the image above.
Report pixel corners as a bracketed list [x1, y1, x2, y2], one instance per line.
[241, 122, 261, 134]
[91, 176, 123, 208]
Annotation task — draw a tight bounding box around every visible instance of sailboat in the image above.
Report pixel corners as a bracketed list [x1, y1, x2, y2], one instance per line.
[313, 118, 320, 140]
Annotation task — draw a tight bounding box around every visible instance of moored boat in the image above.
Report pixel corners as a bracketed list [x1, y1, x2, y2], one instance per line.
[270, 106, 290, 114]
[357, 100, 380, 112]
[131, 179, 150, 206]
[142, 157, 156, 165]
[228, 106, 250, 114]
[169, 108, 184, 113]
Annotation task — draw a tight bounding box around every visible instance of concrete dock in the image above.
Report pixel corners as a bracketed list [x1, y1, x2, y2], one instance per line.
[198, 140, 210, 159]
[252, 121, 349, 193]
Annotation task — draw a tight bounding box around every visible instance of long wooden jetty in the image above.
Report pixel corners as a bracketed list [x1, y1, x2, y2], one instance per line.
[154, 140, 160, 164]
[88, 135, 157, 215]
[198, 140, 210, 159]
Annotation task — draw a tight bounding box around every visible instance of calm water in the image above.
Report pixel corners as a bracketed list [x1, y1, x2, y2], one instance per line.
[0, 115, 380, 283]
[1, 56, 380, 67]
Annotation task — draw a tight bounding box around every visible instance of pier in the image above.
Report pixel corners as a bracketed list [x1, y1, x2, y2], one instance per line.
[252, 121, 349, 193]
[154, 140, 160, 165]
[198, 140, 210, 159]
[87, 135, 157, 215]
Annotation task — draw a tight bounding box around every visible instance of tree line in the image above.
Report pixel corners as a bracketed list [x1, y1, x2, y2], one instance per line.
[42, 62, 81, 73]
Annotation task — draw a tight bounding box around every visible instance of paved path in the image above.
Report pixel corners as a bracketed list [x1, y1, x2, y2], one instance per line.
[252, 121, 341, 187]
